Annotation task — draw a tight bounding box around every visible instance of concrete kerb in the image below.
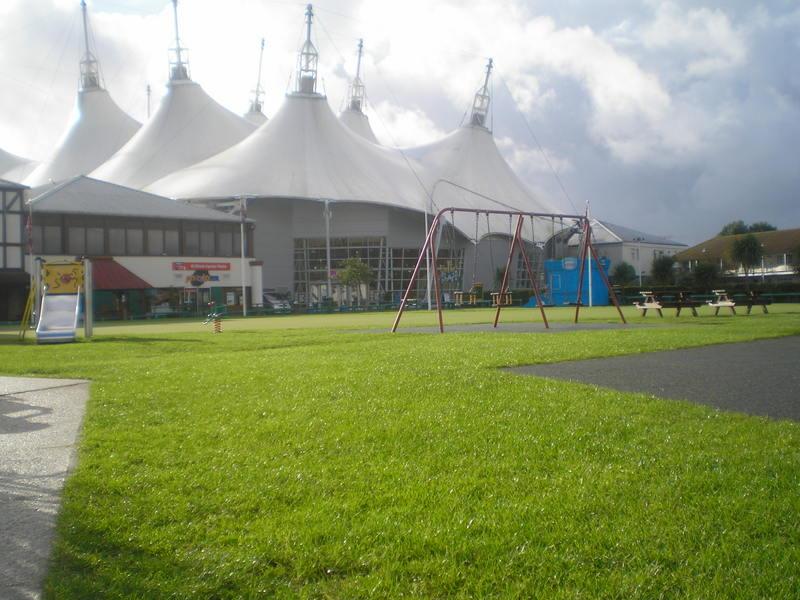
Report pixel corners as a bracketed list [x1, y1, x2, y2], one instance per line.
[0, 377, 89, 600]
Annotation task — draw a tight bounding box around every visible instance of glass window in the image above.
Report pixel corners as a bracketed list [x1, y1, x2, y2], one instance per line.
[147, 229, 164, 256]
[87, 226, 104, 255]
[165, 229, 179, 255]
[6, 245, 22, 269]
[5, 213, 21, 243]
[127, 228, 143, 255]
[200, 229, 215, 256]
[32, 225, 43, 254]
[216, 229, 233, 257]
[109, 228, 125, 255]
[184, 226, 199, 255]
[43, 225, 61, 254]
[67, 226, 85, 255]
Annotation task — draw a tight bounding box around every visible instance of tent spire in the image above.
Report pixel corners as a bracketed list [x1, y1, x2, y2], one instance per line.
[79, 1, 102, 90]
[345, 39, 367, 112]
[169, 0, 190, 81]
[470, 58, 493, 128]
[295, 4, 319, 94]
[249, 38, 266, 115]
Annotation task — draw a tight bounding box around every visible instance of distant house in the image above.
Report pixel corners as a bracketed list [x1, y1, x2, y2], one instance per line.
[555, 220, 687, 280]
[675, 228, 800, 280]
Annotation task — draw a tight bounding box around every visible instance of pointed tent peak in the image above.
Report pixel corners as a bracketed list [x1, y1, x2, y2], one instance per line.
[248, 38, 266, 116]
[79, 0, 102, 91]
[295, 4, 320, 95]
[345, 38, 367, 113]
[470, 57, 493, 128]
[169, 0, 190, 81]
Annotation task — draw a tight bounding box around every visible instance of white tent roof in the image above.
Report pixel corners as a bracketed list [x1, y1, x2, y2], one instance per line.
[148, 92, 429, 213]
[24, 88, 140, 187]
[339, 108, 378, 144]
[91, 80, 256, 190]
[407, 124, 567, 241]
[243, 109, 268, 126]
[0, 147, 38, 183]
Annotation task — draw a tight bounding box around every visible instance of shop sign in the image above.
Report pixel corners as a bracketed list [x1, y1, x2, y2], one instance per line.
[172, 262, 231, 271]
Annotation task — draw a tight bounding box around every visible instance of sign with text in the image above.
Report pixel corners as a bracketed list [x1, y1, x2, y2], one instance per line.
[172, 262, 231, 271]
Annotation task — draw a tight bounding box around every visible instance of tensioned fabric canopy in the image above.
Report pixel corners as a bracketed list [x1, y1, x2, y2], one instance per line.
[25, 88, 140, 187]
[148, 92, 429, 214]
[406, 124, 568, 241]
[0, 147, 38, 183]
[339, 108, 379, 144]
[92, 80, 256, 190]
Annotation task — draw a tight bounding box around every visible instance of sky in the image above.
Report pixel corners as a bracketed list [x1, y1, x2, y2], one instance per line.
[1, 0, 798, 244]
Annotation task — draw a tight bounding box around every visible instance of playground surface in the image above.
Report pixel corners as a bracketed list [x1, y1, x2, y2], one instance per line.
[508, 336, 800, 420]
[0, 377, 88, 600]
[0, 306, 799, 598]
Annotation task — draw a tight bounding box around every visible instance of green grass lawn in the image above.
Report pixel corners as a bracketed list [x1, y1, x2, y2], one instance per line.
[2, 306, 800, 598]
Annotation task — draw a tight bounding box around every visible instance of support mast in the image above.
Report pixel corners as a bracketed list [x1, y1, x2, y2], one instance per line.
[169, 0, 190, 81]
[296, 4, 319, 94]
[79, 0, 101, 90]
[249, 38, 266, 115]
[470, 58, 493, 127]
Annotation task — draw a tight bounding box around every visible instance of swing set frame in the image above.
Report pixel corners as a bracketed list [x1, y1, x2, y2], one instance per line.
[391, 207, 626, 333]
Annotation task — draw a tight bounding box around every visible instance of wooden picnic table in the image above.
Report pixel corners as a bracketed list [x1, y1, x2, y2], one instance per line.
[708, 290, 736, 315]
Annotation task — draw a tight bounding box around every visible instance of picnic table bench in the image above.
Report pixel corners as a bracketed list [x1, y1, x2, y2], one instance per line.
[708, 290, 736, 315]
[633, 291, 663, 316]
[739, 291, 772, 315]
[659, 291, 702, 316]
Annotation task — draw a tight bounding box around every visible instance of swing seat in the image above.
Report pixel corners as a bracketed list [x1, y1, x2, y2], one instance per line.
[491, 292, 513, 307]
[453, 291, 464, 306]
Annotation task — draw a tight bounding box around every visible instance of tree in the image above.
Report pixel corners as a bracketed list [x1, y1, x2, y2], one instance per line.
[692, 261, 719, 290]
[794, 245, 800, 276]
[650, 255, 675, 285]
[731, 234, 762, 290]
[719, 220, 748, 236]
[748, 222, 776, 233]
[337, 258, 374, 306]
[610, 261, 636, 286]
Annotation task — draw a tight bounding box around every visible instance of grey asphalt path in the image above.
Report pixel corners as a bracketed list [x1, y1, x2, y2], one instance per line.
[0, 377, 89, 600]
[507, 336, 800, 420]
[387, 321, 640, 334]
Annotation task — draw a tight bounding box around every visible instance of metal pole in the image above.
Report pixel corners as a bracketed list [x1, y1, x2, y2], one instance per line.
[587, 247, 593, 308]
[83, 259, 93, 339]
[391, 213, 441, 332]
[429, 220, 445, 333]
[325, 199, 332, 302]
[517, 226, 549, 329]
[574, 219, 590, 324]
[588, 241, 627, 324]
[424, 211, 432, 309]
[493, 216, 522, 328]
[638, 238, 643, 287]
[240, 196, 248, 317]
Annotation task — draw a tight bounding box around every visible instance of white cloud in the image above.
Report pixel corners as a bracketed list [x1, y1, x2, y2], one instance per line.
[370, 101, 446, 147]
[641, 3, 747, 76]
[496, 136, 572, 175]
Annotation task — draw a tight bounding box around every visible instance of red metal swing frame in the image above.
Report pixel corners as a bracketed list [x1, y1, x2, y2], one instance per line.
[390, 207, 626, 333]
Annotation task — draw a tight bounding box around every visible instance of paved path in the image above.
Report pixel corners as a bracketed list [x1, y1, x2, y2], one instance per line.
[507, 336, 800, 420]
[0, 377, 89, 600]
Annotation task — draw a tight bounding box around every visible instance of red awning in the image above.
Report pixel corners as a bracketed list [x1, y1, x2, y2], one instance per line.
[91, 259, 151, 290]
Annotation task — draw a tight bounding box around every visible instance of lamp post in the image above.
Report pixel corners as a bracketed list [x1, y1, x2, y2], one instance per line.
[633, 236, 645, 287]
[239, 195, 249, 317]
